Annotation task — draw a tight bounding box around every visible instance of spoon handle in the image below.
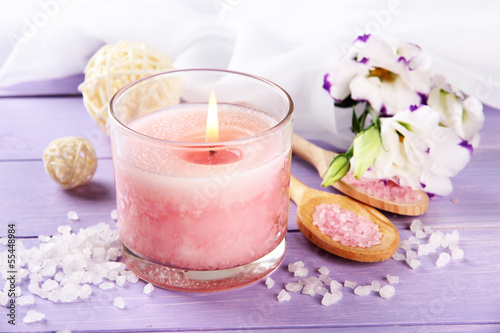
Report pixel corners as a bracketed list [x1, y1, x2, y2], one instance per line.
[292, 134, 337, 176]
[289, 175, 309, 206]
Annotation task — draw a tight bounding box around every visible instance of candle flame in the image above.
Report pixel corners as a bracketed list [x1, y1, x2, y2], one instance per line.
[206, 90, 219, 143]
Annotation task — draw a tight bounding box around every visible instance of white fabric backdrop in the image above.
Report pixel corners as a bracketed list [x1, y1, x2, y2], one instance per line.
[1, 0, 498, 147]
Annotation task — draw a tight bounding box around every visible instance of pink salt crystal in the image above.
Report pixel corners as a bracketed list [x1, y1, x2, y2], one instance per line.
[312, 203, 382, 248]
[343, 173, 422, 203]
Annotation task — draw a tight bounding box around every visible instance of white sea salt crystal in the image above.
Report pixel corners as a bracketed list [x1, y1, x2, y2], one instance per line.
[48, 288, 60, 302]
[99, 282, 114, 290]
[19, 269, 29, 280]
[107, 248, 120, 261]
[56, 330, 72, 333]
[318, 266, 330, 275]
[16, 295, 35, 306]
[0, 291, 8, 306]
[315, 285, 329, 296]
[294, 267, 308, 277]
[143, 283, 154, 295]
[399, 240, 412, 251]
[330, 280, 343, 291]
[417, 244, 431, 256]
[54, 271, 65, 282]
[408, 236, 421, 245]
[429, 231, 444, 247]
[406, 250, 417, 260]
[441, 233, 453, 249]
[288, 261, 304, 273]
[436, 252, 451, 268]
[110, 209, 118, 220]
[0, 237, 7, 246]
[451, 247, 464, 260]
[407, 258, 421, 270]
[285, 282, 302, 293]
[116, 275, 127, 287]
[379, 285, 395, 299]
[319, 274, 333, 285]
[264, 277, 275, 289]
[113, 296, 125, 309]
[93, 247, 106, 261]
[30, 274, 43, 284]
[354, 285, 372, 296]
[387, 274, 399, 284]
[415, 230, 427, 239]
[79, 284, 92, 300]
[392, 252, 405, 261]
[451, 230, 460, 242]
[301, 283, 316, 297]
[107, 270, 119, 281]
[321, 290, 343, 306]
[305, 276, 322, 286]
[57, 225, 72, 234]
[277, 289, 291, 302]
[42, 279, 59, 291]
[38, 235, 51, 242]
[410, 219, 423, 233]
[371, 280, 381, 292]
[28, 283, 41, 296]
[67, 210, 79, 221]
[23, 310, 45, 323]
[344, 280, 357, 289]
[126, 273, 139, 283]
[59, 283, 81, 302]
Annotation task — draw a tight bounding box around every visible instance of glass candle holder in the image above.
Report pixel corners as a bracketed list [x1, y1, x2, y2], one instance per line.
[109, 69, 294, 292]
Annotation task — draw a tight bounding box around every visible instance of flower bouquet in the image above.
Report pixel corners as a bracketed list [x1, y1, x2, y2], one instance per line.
[322, 34, 485, 197]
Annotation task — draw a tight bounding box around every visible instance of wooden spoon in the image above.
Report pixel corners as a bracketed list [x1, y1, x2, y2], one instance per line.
[292, 134, 429, 216]
[289, 175, 399, 262]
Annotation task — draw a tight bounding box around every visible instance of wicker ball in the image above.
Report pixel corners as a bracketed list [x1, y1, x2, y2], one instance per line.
[43, 137, 97, 189]
[78, 40, 177, 134]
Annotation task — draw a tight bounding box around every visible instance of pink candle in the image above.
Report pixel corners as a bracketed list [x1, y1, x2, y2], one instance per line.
[115, 104, 290, 270]
[109, 69, 293, 291]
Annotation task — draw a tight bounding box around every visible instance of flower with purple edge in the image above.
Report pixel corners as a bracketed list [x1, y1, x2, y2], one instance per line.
[324, 35, 433, 116]
[427, 74, 484, 147]
[321, 35, 485, 197]
[358, 105, 472, 196]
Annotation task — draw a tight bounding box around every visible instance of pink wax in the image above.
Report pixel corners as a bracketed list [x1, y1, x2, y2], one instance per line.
[343, 172, 422, 203]
[113, 103, 290, 270]
[312, 203, 382, 248]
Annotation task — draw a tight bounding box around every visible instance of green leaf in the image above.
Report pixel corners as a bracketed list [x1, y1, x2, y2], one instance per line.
[351, 106, 362, 133]
[352, 125, 382, 179]
[321, 146, 353, 187]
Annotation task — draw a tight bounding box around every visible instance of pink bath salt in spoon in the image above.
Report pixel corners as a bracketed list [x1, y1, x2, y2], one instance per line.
[290, 175, 399, 262]
[292, 134, 429, 216]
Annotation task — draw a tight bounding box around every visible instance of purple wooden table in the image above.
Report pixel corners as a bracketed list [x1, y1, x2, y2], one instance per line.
[1, 79, 500, 332]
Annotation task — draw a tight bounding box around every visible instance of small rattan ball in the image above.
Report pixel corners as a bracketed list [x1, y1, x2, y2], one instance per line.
[43, 137, 97, 189]
[78, 40, 177, 134]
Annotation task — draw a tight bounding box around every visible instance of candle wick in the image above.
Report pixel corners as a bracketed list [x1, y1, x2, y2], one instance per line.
[209, 150, 217, 156]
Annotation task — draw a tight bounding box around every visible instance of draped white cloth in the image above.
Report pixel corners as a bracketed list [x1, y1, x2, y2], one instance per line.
[1, 0, 498, 147]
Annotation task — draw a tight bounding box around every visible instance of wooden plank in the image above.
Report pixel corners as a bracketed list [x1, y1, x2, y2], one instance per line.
[0, 74, 83, 98]
[1, 229, 499, 332]
[0, 96, 111, 161]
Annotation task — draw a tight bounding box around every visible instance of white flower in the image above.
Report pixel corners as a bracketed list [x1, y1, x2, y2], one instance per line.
[361, 105, 472, 196]
[324, 34, 433, 115]
[427, 74, 484, 147]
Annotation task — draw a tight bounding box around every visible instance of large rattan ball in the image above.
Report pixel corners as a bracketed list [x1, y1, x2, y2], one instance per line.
[78, 40, 177, 134]
[43, 137, 97, 189]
